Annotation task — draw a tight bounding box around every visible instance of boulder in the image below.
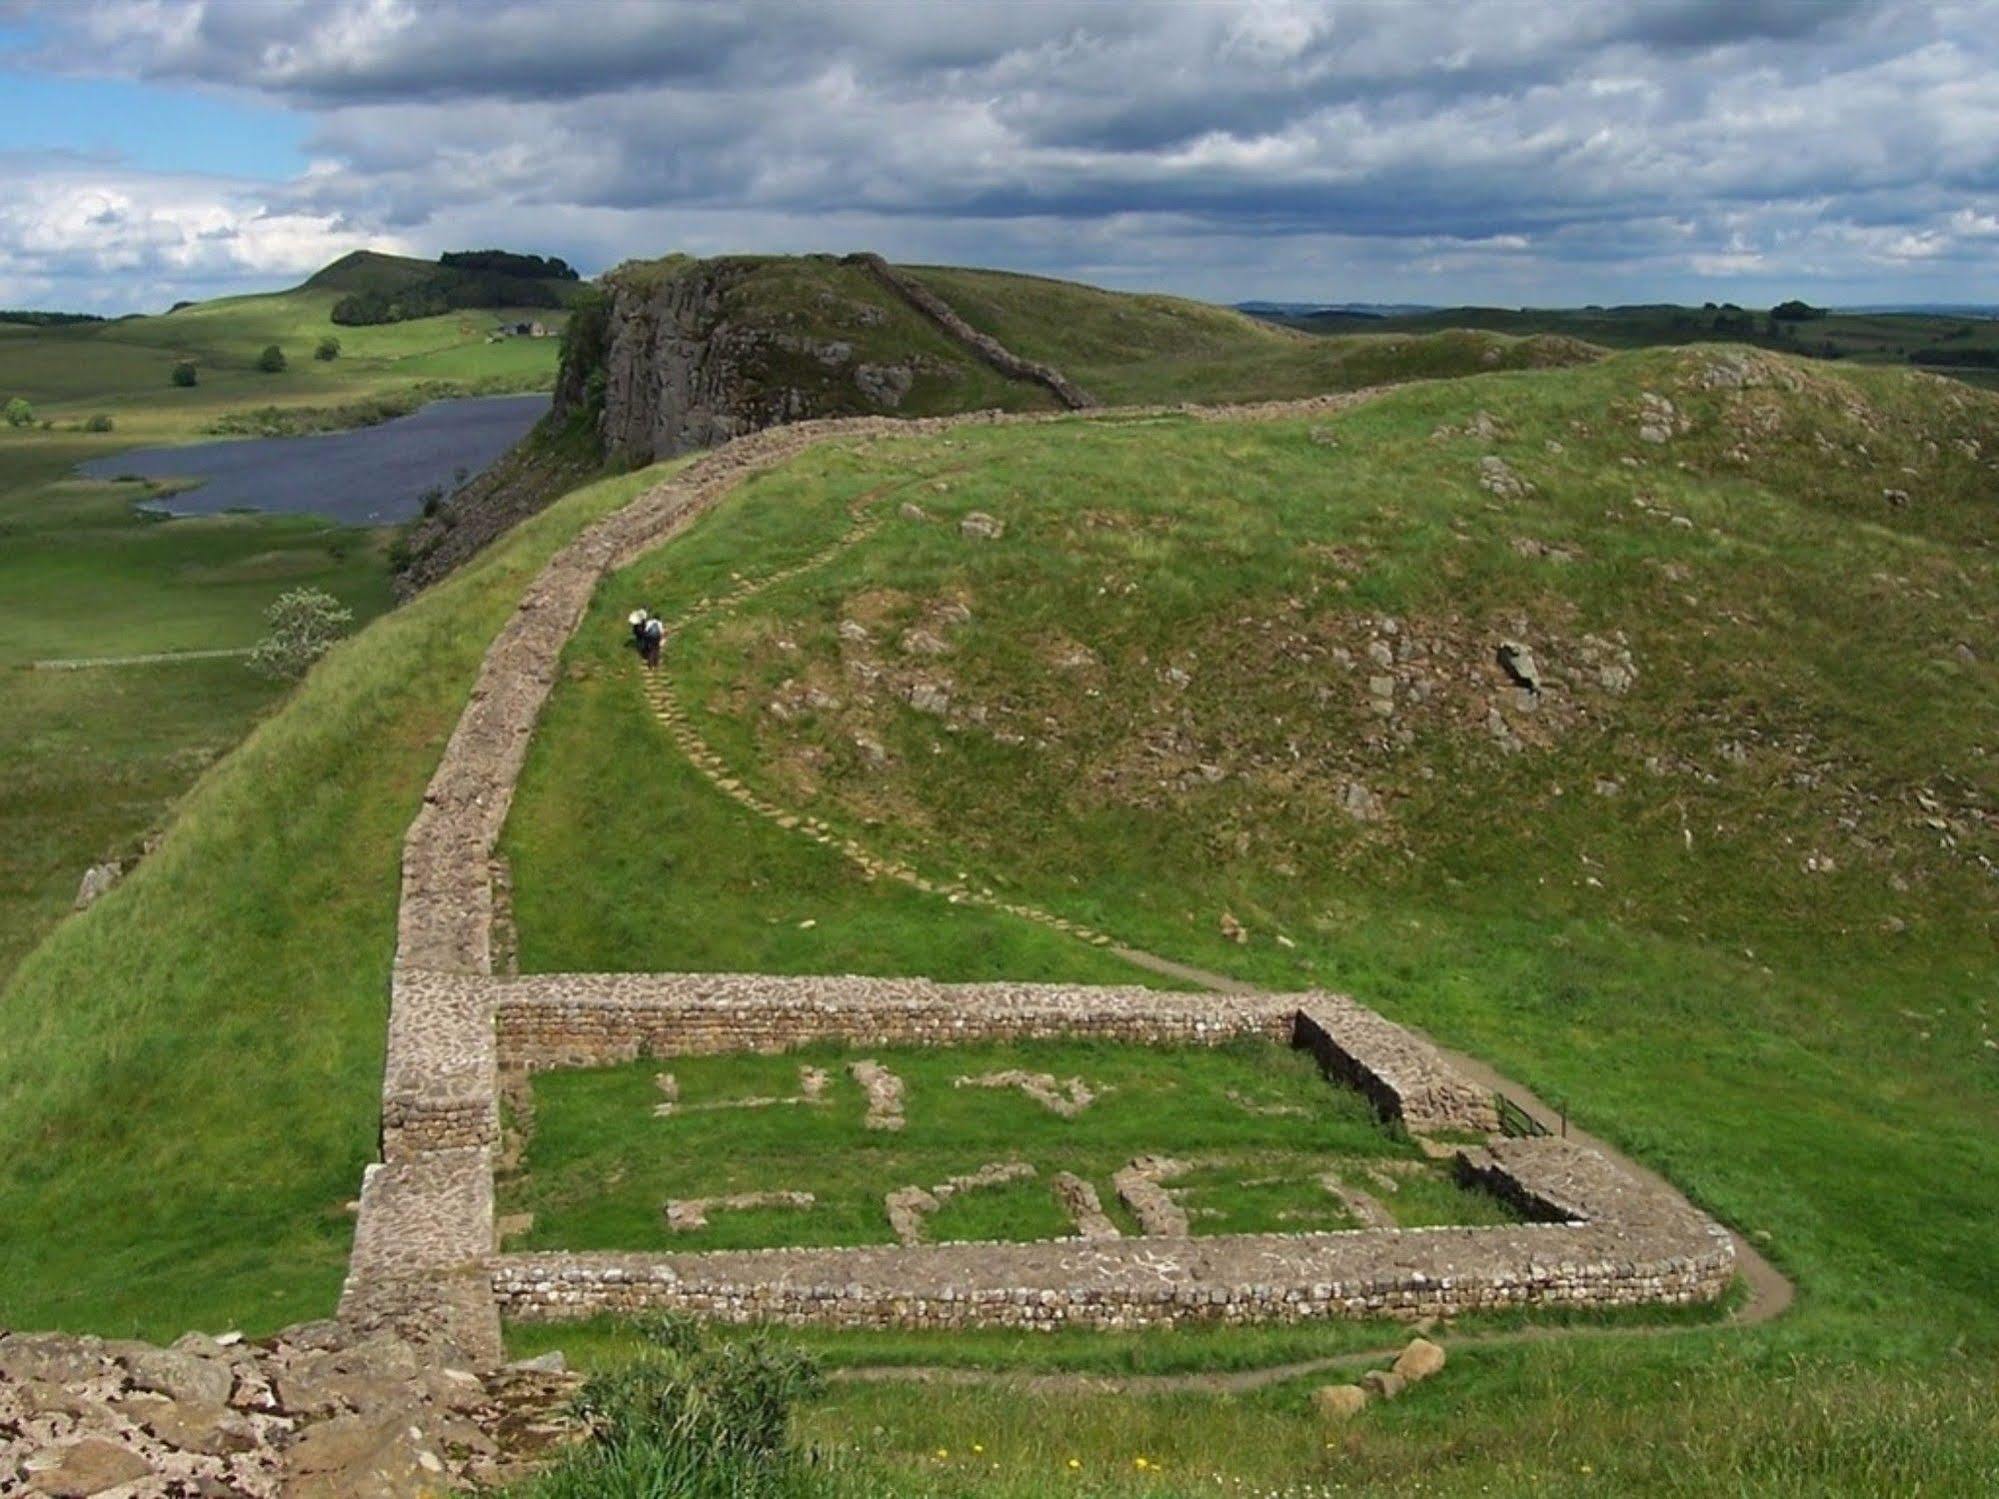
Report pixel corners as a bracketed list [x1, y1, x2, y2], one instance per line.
[134, 1395, 262, 1456]
[0, 1332, 108, 1385]
[1359, 1368, 1406, 1401]
[280, 1410, 440, 1498]
[960, 511, 1005, 540]
[73, 862, 123, 911]
[1393, 1337, 1447, 1384]
[121, 1344, 235, 1407]
[1310, 1383, 1369, 1420]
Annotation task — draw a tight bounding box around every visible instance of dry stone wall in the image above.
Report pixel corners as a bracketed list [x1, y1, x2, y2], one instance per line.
[489, 971, 1296, 1071]
[845, 254, 1099, 410]
[1295, 997, 1502, 1136]
[492, 1136, 1733, 1330]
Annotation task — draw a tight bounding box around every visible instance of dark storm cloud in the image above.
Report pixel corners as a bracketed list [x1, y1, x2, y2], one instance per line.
[9, 0, 1999, 309]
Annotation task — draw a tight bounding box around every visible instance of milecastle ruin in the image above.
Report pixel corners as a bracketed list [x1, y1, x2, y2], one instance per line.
[341, 395, 1737, 1363]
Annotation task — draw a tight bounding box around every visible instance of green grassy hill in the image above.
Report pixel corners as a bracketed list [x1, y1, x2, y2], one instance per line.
[902, 263, 1597, 404]
[5, 340, 1994, 1488]
[1268, 301, 1999, 390]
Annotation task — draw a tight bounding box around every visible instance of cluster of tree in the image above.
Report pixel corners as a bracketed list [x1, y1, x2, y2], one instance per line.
[1770, 299, 1827, 321]
[1910, 346, 1999, 369]
[332, 252, 576, 326]
[439, 249, 578, 280]
[331, 272, 569, 325]
[0, 309, 104, 327]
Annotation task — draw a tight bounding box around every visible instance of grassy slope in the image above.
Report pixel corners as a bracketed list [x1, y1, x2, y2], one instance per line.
[0, 465, 666, 1338]
[901, 263, 1598, 404]
[497, 347, 1999, 1492]
[0, 284, 563, 985]
[502, 1039, 1508, 1254]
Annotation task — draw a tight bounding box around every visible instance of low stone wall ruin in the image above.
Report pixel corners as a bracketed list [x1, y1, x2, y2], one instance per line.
[493, 1136, 1732, 1330]
[489, 971, 1295, 1071]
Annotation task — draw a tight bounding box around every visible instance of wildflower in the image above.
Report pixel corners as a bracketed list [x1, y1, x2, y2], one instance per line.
[973, 1444, 984, 1454]
[1068, 1458, 1082, 1469]
[936, 1448, 949, 1459]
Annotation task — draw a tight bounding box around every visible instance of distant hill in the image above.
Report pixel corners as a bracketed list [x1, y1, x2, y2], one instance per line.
[1247, 300, 1999, 389]
[305, 248, 587, 327]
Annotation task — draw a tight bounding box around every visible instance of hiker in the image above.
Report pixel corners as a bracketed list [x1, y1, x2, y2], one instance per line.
[642, 613, 666, 669]
[628, 608, 649, 657]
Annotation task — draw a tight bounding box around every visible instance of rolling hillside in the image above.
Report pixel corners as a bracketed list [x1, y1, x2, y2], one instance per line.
[3, 339, 1994, 1491]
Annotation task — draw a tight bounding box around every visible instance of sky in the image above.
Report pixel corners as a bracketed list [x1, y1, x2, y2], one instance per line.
[2, 0, 1995, 314]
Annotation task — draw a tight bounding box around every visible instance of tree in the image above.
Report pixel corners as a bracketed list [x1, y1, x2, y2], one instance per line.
[3, 397, 32, 428]
[257, 344, 287, 373]
[171, 361, 198, 387]
[1771, 299, 1826, 322]
[314, 335, 341, 361]
[247, 587, 352, 681]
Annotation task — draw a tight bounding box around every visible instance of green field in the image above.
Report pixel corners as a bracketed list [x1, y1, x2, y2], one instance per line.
[0, 275, 565, 986]
[501, 1039, 1513, 1254]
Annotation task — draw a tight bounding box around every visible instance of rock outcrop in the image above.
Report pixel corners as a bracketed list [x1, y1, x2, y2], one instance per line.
[565, 254, 1075, 470]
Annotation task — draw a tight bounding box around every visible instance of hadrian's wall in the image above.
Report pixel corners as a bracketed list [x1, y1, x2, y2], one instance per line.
[845, 253, 1100, 410]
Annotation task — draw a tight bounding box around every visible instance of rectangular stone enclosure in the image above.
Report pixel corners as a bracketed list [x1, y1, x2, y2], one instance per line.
[466, 972, 1734, 1331]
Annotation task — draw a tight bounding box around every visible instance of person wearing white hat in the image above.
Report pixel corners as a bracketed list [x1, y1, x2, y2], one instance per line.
[628, 608, 650, 658]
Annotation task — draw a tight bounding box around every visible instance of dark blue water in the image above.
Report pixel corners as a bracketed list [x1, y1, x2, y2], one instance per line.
[79, 393, 550, 525]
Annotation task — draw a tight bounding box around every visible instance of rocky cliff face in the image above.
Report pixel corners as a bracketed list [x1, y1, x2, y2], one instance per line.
[558, 254, 1036, 467]
[398, 254, 1064, 593]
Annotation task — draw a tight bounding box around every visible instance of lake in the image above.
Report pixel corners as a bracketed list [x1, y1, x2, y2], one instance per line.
[78, 393, 550, 525]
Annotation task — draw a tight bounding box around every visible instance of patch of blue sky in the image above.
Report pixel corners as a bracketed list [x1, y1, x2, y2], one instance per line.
[0, 40, 308, 181]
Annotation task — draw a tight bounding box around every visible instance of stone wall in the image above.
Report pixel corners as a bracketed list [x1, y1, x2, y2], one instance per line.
[845, 254, 1099, 411]
[492, 1137, 1733, 1331]
[1296, 997, 1502, 1137]
[490, 971, 1296, 1071]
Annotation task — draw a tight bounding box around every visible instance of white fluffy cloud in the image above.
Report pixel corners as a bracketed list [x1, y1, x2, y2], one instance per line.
[0, 161, 401, 309]
[11, 0, 1999, 308]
